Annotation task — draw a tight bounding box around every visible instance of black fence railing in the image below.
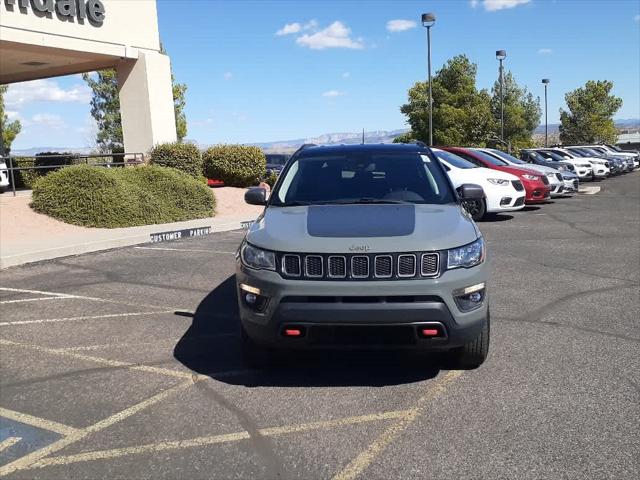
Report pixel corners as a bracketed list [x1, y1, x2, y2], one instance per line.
[0, 153, 145, 197]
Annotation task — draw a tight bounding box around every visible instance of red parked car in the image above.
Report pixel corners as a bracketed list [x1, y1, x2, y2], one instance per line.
[441, 147, 551, 204]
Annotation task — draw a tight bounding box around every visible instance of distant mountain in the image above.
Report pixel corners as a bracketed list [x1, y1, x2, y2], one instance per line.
[249, 129, 410, 153]
[534, 118, 639, 135]
[10, 146, 94, 156]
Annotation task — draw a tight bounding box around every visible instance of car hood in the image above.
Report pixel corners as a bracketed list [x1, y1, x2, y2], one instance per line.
[494, 164, 544, 178]
[247, 204, 479, 253]
[511, 163, 558, 174]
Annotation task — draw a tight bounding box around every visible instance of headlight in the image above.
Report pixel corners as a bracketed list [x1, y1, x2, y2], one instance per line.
[240, 243, 276, 270]
[487, 178, 509, 186]
[557, 165, 567, 171]
[522, 174, 540, 181]
[447, 237, 486, 270]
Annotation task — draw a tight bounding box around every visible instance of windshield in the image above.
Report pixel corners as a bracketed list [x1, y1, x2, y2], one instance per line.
[468, 149, 509, 166]
[566, 148, 588, 157]
[433, 150, 478, 169]
[536, 150, 568, 162]
[525, 151, 548, 162]
[606, 144, 622, 152]
[271, 151, 456, 206]
[487, 149, 526, 165]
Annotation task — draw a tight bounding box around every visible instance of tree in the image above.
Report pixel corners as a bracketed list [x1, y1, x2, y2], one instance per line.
[559, 80, 622, 144]
[83, 52, 188, 151]
[400, 55, 495, 146]
[82, 70, 122, 152]
[0, 84, 22, 156]
[491, 72, 541, 151]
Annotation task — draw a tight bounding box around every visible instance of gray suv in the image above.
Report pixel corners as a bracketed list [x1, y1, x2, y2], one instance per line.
[237, 143, 490, 369]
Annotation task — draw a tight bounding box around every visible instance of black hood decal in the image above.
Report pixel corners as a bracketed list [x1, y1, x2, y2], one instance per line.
[307, 205, 415, 238]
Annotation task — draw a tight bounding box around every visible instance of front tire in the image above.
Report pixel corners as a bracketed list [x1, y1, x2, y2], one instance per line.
[463, 198, 486, 221]
[451, 310, 490, 369]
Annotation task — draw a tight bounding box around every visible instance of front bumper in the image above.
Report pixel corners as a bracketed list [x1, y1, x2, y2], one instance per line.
[236, 262, 489, 350]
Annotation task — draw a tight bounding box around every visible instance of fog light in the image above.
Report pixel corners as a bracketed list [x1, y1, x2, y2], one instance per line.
[500, 197, 512, 206]
[240, 284, 269, 312]
[453, 283, 486, 312]
[245, 293, 257, 305]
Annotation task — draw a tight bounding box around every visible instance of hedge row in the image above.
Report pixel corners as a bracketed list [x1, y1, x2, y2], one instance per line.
[31, 165, 215, 228]
[149, 142, 267, 188]
[9, 152, 80, 189]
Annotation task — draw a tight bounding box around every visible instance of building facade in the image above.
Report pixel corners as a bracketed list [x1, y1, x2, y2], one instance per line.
[0, 0, 177, 154]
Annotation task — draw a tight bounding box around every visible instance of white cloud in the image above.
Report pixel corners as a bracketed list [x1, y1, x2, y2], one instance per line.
[5, 110, 19, 120]
[474, 0, 531, 11]
[634, 14, 640, 23]
[5, 79, 90, 108]
[322, 90, 345, 98]
[538, 48, 553, 55]
[276, 22, 302, 36]
[386, 19, 417, 32]
[223, 72, 233, 80]
[342, 72, 350, 79]
[31, 113, 66, 129]
[276, 20, 318, 36]
[296, 21, 364, 50]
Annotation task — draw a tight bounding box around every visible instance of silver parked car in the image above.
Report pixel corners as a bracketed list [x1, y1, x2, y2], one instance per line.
[237, 143, 490, 369]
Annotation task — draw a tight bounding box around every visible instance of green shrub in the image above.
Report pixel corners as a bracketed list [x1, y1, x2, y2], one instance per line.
[31, 165, 215, 228]
[203, 144, 266, 187]
[9, 158, 38, 189]
[149, 142, 202, 177]
[264, 170, 279, 188]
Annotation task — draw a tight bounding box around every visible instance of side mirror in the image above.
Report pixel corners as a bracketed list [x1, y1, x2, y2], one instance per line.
[245, 187, 267, 206]
[458, 183, 484, 200]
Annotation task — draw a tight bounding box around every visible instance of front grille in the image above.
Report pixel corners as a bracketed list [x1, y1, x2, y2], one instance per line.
[305, 256, 323, 277]
[573, 180, 579, 189]
[421, 253, 439, 277]
[283, 254, 301, 276]
[374, 256, 392, 278]
[328, 256, 346, 278]
[514, 197, 525, 207]
[398, 255, 416, 277]
[351, 256, 369, 278]
[555, 173, 563, 181]
[278, 252, 441, 281]
[512, 180, 524, 191]
[540, 175, 549, 185]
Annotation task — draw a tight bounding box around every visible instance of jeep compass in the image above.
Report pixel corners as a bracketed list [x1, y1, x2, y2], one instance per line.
[237, 143, 490, 369]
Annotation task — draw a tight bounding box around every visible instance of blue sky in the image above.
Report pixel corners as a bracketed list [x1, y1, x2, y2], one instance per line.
[7, 0, 640, 150]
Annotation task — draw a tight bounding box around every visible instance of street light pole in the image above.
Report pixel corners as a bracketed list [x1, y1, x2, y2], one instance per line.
[496, 50, 507, 142]
[542, 79, 550, 147]
[422, 13, 436, 146]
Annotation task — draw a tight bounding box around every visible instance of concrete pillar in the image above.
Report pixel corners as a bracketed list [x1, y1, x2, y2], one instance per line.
[117, 50, 177, 154]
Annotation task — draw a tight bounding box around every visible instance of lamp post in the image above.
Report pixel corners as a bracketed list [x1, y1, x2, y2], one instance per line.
[496, 50, 507, 142]
[542, 79, 550, 147]
[422, 13, 436, 146]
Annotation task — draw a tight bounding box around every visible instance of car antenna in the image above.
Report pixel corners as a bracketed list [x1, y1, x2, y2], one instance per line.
[362, 128, 365, 144]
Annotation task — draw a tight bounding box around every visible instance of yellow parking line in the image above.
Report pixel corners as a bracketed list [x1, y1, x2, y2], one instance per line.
[0, 339, 193, 380]
[0, 408, 79, 436]
[332, 370, 463, 480]
[28, 409, 411, 469]
[0, 379, 195, 477]
[0, 437, 22, 453]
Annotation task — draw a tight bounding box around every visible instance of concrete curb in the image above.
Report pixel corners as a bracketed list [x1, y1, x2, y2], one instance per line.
[0, 216, 256, 270]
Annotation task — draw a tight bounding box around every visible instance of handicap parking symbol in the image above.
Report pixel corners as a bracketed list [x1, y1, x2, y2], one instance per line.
[0, 417, 62, 466]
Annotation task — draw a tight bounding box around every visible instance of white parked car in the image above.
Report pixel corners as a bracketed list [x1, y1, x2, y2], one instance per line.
[0, 161, 9, 192]
[533, 149, 593, 180]
[543, 148, 609, 179]
[583, 145, 639, 170]
[432, 148, 525, 220]
[478, 148, 568, 197]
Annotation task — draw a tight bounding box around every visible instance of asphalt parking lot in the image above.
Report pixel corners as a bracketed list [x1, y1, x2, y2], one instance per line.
[1, 172, 638, 479]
